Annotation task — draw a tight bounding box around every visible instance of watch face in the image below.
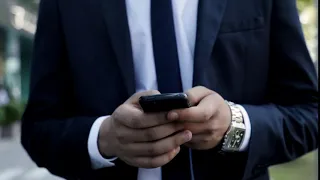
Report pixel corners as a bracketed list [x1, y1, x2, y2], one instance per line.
[223, 124, 246, 151]
[229, 128, 245, 149]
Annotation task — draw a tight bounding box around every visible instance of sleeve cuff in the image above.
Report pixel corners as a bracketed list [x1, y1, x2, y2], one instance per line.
[88, 116, 118, 169]
[237, 105, 252, 151]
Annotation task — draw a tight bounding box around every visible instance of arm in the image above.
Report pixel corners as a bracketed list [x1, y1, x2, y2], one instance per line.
[21, 0, 101, 178]
[242, 0, 318, 177]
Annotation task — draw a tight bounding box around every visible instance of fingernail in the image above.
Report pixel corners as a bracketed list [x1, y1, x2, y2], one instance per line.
[184, 131, 192, 141]
[169, 112, 179, 120]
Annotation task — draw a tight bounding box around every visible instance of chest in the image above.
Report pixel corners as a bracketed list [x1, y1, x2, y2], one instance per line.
[125, 0, 198, 56]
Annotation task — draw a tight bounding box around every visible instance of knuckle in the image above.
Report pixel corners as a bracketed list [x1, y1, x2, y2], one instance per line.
[131, 120, 141, 129]
[119, 103, 130, 112]
[203, 111, 212, 121]
[115, 131, 126, 143]
[117, 144, 127, 156]
[207, 122, 216, 132]
[147, 158, 159, 168]
[147, 145, 157, 155]
[165, 151, 175, 162]
[196, 86, 206, 91]
[124, 157, 139, 168]
[156, 113, 167, 123]
[113, 107, 122, 121]
[216, 107, 221, 117]
[203, 136, 213, 143]
[174, 123, 183, 131]
[184, 108, 193, 116]
[174, 135, 184, 146]
[129, 114, 142, 128]
[145, 128, 157, 141]
[113, 104, 130, 122]
[211, 124, 219, 132]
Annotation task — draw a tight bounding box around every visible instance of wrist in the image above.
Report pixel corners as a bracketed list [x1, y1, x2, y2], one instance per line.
[98, 116, 117, 158]
[221, 101, 246, 152]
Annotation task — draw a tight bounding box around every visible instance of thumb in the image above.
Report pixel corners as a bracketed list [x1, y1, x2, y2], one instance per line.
[125, 90, 160, 104]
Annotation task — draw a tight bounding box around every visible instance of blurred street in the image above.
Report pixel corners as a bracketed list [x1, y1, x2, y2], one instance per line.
[0, 123, 63, 180]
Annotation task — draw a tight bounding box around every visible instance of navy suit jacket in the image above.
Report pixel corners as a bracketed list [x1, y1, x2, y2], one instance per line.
[21, 0, 318, 179]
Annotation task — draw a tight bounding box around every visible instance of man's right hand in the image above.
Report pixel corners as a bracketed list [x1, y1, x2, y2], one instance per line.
[98, 90, 192, 168]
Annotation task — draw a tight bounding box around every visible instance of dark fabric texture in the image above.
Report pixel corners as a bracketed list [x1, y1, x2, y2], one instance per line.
[151, 0, 183, 94]
[21, 0, 318, 179]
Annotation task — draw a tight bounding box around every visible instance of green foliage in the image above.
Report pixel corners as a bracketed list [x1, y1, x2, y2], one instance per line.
[270, 151, 318, 180]
[0, 101, 25, 126]
[297, 0, 314, 12]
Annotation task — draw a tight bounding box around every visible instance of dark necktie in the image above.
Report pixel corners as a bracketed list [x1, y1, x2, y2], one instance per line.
[151, 1, 192, 179]
[151, 0, 182, 94]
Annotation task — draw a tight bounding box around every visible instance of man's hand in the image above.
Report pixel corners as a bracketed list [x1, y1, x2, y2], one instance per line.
[168, 86, 231, 150]
[98, 90, 192, 168]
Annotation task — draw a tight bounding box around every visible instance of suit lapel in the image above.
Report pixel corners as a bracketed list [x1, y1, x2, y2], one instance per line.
[101, 0, 135, 96]
[100, 0, 228, 95]
[193, 0, 228, 86]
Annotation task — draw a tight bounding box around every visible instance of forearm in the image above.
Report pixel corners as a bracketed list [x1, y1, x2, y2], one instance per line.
[241, 102, 318, 176]
[21, 115, 98, 178]
[241, 0, 319, 170]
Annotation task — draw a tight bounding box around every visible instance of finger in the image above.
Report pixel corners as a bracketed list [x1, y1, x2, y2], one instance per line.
[188, 133, 214, 143]
[115, 104, 168, 128]
[185, 86, 214, 106]
[183, 121, 213, 134]
[185, 133, 219, 150]
[125, 90, 160, 105]
[127, 123, 185, 142]
[169, 94, 217, 123]
[132, 146, 181, 168]
[140, 112, 172, 128]
[126, 130, 192, 156]
[114, 104, 144, 128]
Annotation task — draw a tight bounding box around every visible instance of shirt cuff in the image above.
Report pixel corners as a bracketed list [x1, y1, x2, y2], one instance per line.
[237, 105, 252, 151]
[88, 116, 118, 169]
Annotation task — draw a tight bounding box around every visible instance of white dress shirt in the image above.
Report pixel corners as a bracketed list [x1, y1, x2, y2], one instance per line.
[87, 0, 252, 179]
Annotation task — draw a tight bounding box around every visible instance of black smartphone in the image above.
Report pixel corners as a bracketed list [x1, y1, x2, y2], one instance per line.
[139, 93, 191, 112]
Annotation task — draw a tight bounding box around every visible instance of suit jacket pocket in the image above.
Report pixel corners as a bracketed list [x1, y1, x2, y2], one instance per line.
[219, 16, 264, 34]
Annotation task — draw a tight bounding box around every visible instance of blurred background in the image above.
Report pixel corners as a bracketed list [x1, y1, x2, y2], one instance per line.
[0, 0, 318, 179]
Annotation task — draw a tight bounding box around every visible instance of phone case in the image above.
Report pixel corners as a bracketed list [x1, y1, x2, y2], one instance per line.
[139, 93, 190, 112]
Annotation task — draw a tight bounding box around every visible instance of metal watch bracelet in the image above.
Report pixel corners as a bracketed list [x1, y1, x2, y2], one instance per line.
[221, 101, 246, 152]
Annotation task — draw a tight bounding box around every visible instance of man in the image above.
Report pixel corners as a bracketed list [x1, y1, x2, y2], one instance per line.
[21, 0, 318, 179]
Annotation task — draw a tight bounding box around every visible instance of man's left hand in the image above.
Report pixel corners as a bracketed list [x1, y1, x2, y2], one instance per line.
[168, 86, 232, 150]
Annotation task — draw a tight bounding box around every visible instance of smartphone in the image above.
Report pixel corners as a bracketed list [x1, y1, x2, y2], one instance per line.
[139, 93, 191, 112]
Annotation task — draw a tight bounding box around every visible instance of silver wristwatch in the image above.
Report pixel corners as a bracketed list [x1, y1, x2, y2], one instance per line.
[221, 101, 246, 152]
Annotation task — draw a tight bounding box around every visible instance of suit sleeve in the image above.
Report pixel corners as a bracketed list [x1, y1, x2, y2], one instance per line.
[241, 0, 318, 177]
[21, 0, 99, 178]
